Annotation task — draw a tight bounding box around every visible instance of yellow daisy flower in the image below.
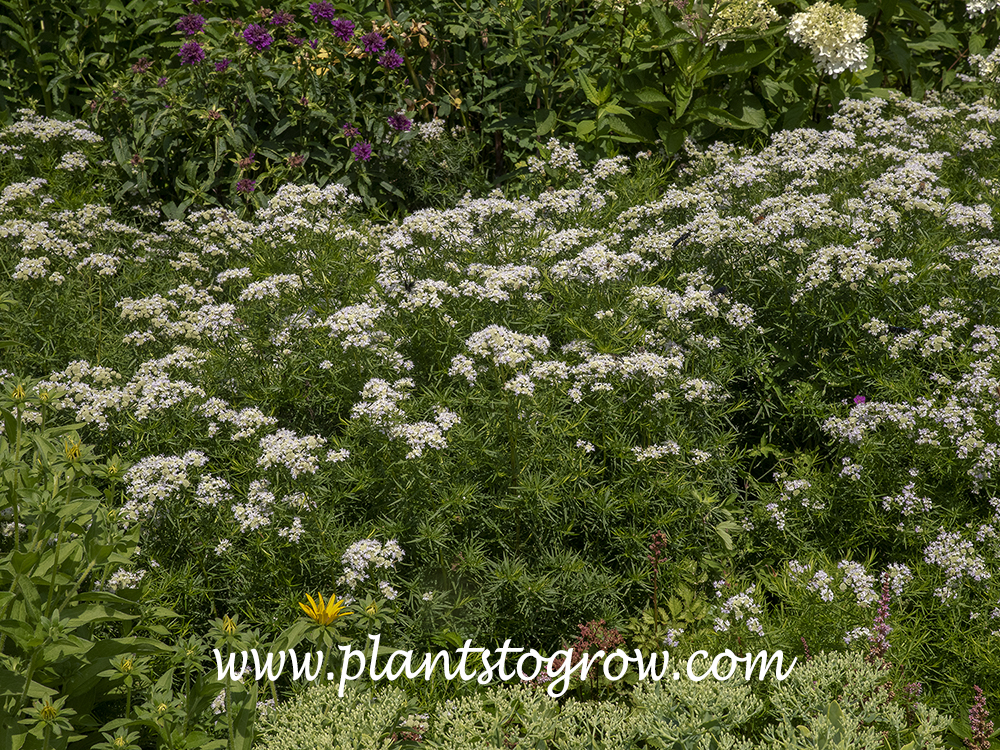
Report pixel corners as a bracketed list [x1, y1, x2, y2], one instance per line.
[298, 593, 351, 625]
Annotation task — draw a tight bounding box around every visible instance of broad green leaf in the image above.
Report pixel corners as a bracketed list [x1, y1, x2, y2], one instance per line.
[709, 46, 779, 78]
[728, 92, 767, 130]
[599, 102, 630, 117]
[690, 105, 757, 130]
[578, 72, 603, 106]
[534, 108, 556, 135]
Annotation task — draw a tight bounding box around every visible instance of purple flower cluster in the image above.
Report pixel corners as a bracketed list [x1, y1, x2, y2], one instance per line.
[178, 41, 206, 65]
[379, 49, 403, 70]
[388, 113, 412, 132]
[270, 10, 294, 26]
[176, 14, 206, 35]
[360, 31, 386, 54]
[236, 178, 256, 195]
[351, 142, 373, 162]
[309, 1, 335, 22]
[865, 573, 892, 665]
[214, 58, 231, 72]
[243, 23, 274, 52]
[342, 123, 360, 138]
[331, 18, 355, 42]
[966, 685, 994, 750]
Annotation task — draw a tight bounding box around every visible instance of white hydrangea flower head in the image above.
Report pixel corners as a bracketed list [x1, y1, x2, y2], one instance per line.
[966, 0, 1000, 16]
[787, 2, 868, 77]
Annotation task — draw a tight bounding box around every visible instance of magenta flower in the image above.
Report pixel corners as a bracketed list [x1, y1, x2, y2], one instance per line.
[243, 23, 274, 51]
[360, 30, 386, 54]
[236, 178, 257, 194]
[331, 18, 355, 42]
[388, 113, 412, 132]
[214, 58, 231, 72]
[178, 42, 205, 65]
[309, 0, 335, 22]
[176, 14, 206, 35]
[379, 49, 403, 69]
[351, 142, 373, 161]
[853, 395, 866, 405]
[342, 123, 360, 138]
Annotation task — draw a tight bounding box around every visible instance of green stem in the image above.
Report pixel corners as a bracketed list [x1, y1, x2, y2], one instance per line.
[811, 77, 823, 123]
[19, 6, 53, 117]
[12, 404, 23, 551]
[226, 686, 234, 750]
[46, 508, 66, 619]
[12, 648, 42, 729]
[383, 0, 427, 112]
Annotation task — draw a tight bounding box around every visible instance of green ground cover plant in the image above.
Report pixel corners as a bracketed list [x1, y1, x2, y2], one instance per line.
[2, 4, 1000, 746]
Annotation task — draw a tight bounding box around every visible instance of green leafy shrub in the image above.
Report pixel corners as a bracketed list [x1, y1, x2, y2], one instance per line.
[83, 3, 428, 216]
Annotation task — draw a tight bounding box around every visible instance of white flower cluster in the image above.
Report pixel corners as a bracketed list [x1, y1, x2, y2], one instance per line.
[103, 568, 147, 593]
[465, 325, 550, 368]
[807, 570, 835, 602]
[350, 379, 459, 458]
[196, 474, 231, 507]
[632, 441, 681, 462]
[257, 429, 327, 478]
[836, 560, 878, 606]
[924, 530, 991, 603]
[713, 585, 764, 636]
[709, 0, 779, 50]
[550, 244, 650, 284]
[786, 2, 868, 78]
[55, 151, 89, 171]
[775, 472, 820, 510]
[882, 482, 933, 517]
[529, 138, 583, 174]
[11, 255, 49, 280]
[338, 538, 405, 591]
[232, 479, 275, 533]
[77, 252, 121, 276]
[200, 398, 278, 440]
[966, 0, 1000, 16]
[238, 274, 303, 301]
[121, 450, 209, 526]
[317, 303, 388, 350]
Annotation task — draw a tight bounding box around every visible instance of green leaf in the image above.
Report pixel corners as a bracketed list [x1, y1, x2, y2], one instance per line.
[535, 108, 557, 136]
[709, 46, 779, 78]
[599, 102, 630, 117]
[578, 72, 604, 106]
[689, 106, 757, 130]
[895, 0, 933, 33]
[728, 92, 767, 130]
[0, 409, 16, 446]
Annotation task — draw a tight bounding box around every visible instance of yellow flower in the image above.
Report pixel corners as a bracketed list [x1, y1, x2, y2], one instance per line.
[299, 593, 351, 625]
